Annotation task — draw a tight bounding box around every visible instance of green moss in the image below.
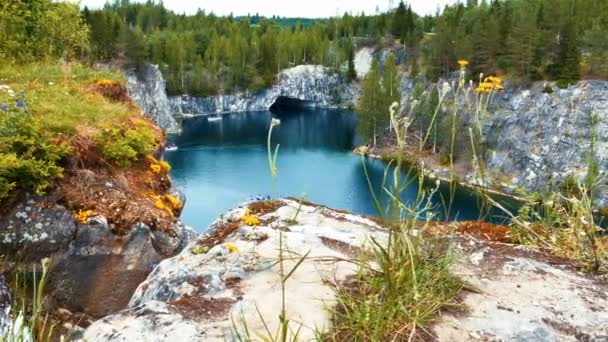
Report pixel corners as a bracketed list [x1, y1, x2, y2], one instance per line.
[96, 122, 158, 167]
[0, 62, 155, 204]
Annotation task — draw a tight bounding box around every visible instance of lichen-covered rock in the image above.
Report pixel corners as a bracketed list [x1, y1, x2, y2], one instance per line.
[0, 196, 77, 261]
[0, 196, 195, 318]
[127, 65, 180, 134]
[49, 217, 195, 318]
[81, 200, 608, 341]
[434, 234, 608, 341]
[486, 81, 608, 206]
[80, 200, 387, 341]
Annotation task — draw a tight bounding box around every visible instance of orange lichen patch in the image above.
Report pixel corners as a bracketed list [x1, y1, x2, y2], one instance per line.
[164, 194, 182, 210]
[225, 242, 239, 253]
[89, 79, 129, 103]
[247, 200, 285, 215]
[455, 221, 511, 243]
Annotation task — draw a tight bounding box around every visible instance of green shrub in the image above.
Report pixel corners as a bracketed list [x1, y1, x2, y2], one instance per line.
[542, 84, 554, 94]
[0, 101, 70, 204]
[96, 123, 157, 167]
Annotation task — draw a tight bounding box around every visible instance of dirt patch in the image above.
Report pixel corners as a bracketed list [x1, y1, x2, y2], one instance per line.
[168, 277, 241, 322]
[248, 200, 285, 215]
[319, 237, 361, 258]
[169, 295, 236, 322]
[89, 79, 130, 103]
[455, 221, 511, 243]
[58, 156, 177, 235]
[196, 220, 242, 249]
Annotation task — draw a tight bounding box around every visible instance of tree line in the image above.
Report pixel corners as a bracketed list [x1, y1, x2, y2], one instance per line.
[2, 0, 608, 96]
[421, 0, 608, 86]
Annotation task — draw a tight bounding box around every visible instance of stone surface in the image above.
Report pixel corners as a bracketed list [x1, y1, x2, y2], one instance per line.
[81, 201, 608, 341]
[49, 217, 195, 318]
[168, 65, 356, 116]
[486, 81, 608, 206]
[0, 196, 77, 262]
[354, 47, 374, 79]
[127, 64, 180, 134]
[80, 200, 388, 341]
[399, 79, 608, 207]
[434, 236, 608, 341]
[0, 196, 195, 318]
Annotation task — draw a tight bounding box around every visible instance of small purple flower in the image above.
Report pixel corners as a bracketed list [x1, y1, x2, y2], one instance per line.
[15, 99, 27, 111]
[1, 104, 7, 112]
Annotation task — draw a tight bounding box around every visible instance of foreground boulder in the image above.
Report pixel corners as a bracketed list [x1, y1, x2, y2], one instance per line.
[0, 196, 195, 318]
[434, 233, 608, 341]
[80, 200, 387, 341]
[80, 200, 608, 341]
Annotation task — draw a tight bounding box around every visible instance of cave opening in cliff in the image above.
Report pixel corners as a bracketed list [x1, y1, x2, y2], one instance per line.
[269, 96, 310, 113]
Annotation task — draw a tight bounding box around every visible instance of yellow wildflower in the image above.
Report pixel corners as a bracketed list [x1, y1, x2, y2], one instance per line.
[226, 242, 239, 253]
[457, 60, 469, 67]
[242, 213, 261, 226]
[74, 209, 96, 224]
[159, 160, 171, 171]
[164, 194, 182, 209]
[154, 197, 174, 216]
[485, 76, 503, 84]
[150, 163, 162, 174]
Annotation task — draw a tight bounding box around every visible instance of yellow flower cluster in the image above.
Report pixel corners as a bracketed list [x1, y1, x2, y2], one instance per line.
[74, 209, 96, 224]
[476, 76, 504, 93]
[95, 79, 116, 86]
[226, 242, 239, 253]
[147, 155, 171, 175]
[149, 193, 182, 216]
[457, 59, 469, 67]
[241, 209, 261, 226]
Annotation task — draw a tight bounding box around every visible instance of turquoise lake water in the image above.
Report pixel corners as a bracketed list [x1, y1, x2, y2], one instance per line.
[166, 109, 512, 231]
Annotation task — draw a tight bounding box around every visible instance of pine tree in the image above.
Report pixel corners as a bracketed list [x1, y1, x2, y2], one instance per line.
[391, 1, 407, 41]
[357, 60, 382, 146]
[382, 53, 401, 111]
[124, 26, 147, 75]
[556, 18, 580, 87]
[346, 40, 357, 82]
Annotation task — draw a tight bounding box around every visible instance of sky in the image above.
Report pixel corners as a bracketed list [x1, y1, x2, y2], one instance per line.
[78, 0, 458, 18]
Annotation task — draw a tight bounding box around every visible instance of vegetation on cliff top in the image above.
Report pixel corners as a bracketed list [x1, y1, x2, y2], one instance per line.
[0, 0, 186, 231]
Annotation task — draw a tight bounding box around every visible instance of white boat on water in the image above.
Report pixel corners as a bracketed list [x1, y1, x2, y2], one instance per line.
[165, 144, 178, 151]
[208, 115, 222, 122]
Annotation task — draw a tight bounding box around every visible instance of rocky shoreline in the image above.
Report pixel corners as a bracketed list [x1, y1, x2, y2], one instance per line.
[74, 199, 608, 341]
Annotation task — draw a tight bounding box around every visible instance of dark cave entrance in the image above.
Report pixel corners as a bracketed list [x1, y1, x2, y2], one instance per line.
[269, 96, 310, 112]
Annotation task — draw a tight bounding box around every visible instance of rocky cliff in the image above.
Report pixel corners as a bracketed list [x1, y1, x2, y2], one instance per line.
[127, 51, 607, 207]
[170, 65, 357, 117]
[127, 65, 180, 134]
[127, 64, 357, 133]
[397, 78, 608, 207]
[486, 81, 608, 205]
